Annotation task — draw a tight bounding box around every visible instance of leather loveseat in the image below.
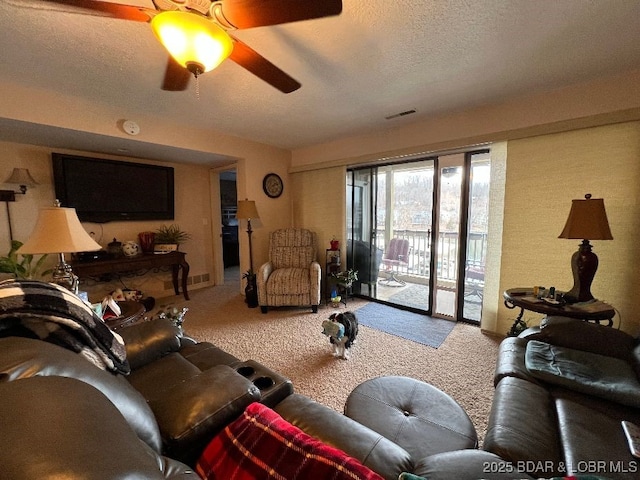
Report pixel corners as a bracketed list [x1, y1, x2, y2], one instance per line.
[484, 316, 640, 480]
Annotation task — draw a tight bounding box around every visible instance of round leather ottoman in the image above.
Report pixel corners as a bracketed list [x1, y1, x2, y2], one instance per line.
[344, 376, 478, 460]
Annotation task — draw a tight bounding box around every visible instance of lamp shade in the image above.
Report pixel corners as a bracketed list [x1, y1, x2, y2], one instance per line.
[558, 194, 613, 241]
[18, 206, 102, 254]
[237, 199, 259, 220]
[151, 11, 233, 74]
[5, 168, 38, 187]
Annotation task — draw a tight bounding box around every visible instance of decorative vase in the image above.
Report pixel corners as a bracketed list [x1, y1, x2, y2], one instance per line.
[138, 231, 155, 253]
[330, 239, 340, 250]
[244, 274, 259, 308]
[107, 238, 122, 258]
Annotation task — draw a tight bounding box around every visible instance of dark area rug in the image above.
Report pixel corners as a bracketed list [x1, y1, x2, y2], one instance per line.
[352, 302, 456, 348]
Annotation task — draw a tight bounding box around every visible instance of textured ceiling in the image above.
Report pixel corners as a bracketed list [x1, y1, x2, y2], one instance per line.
[1, 0, 640, 165]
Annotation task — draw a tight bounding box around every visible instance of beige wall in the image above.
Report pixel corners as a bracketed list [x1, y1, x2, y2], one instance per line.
[236, 156, 293, 280]
[1, 142, 215, 302]
[0, 77, 293, 300]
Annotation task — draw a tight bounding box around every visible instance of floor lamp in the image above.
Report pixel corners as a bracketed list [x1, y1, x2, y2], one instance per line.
[236, 199, 260, 274]
[18, 201, 102, 295]
[558, 194, 613, 303]
[236, 199, 260, 307]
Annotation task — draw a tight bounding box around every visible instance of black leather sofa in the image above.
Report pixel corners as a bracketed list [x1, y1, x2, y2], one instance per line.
[1, 280, 638, 479]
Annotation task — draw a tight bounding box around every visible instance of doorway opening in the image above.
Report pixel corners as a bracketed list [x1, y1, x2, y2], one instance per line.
[220, 169, 240, 284]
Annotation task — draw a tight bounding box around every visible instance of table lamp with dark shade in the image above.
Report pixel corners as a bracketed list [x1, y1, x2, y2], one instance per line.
[18, 201, 102, 295]
[558, 194, 613, 303]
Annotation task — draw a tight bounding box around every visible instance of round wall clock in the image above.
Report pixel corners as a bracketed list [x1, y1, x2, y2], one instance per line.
[263, 173, 284, 198]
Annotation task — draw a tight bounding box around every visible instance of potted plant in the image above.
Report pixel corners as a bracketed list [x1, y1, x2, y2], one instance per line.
[331, 269, 358, 287]
[154, 224, 191, 253]
[0, 240, 51, 279]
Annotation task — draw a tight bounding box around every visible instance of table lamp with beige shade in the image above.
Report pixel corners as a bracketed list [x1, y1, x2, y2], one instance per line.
[18, 201, 102, 295]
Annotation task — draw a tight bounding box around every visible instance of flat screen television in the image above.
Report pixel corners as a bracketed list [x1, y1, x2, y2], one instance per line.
[52, 153, 175, 223]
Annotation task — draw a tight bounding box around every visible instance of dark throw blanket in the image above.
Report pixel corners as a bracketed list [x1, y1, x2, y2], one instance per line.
[0, 279, 129, 375]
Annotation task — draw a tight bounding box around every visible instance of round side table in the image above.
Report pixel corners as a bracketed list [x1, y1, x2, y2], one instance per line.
[105, 301, 146, 331]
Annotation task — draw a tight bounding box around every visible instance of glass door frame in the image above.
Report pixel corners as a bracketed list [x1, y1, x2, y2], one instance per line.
[347, 158, 437, 315]
[458, 149, 490, 324]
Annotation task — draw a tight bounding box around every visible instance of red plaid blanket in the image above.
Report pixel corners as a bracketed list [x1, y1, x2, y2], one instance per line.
[197, 402, 384, 480]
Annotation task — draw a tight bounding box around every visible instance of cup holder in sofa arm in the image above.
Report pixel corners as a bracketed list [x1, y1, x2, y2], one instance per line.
[233, 359, 293, 407]
[148, 364, 261, 467]
[236, 366, 255, 377]
[253, 376, 275, 390]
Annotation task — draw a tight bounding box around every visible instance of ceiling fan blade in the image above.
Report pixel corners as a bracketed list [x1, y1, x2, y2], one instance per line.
[229, 38, 301, 93]
[41, 0, 153, 22]
[161, 57, 192, 91]
[216, 0, 342, 29]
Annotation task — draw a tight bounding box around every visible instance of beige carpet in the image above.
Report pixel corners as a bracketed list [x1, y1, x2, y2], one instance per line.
[149, 279, 502, 445]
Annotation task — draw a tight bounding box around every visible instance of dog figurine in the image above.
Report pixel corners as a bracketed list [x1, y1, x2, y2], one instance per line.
[321, 311, 359, 360]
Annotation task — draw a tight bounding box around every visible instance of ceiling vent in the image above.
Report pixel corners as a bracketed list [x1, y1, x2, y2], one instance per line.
[385, 109, 416, 120]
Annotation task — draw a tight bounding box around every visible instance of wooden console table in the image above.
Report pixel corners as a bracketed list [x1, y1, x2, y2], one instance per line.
[503, 288, 614, 326]
[71, 252, 190, 300]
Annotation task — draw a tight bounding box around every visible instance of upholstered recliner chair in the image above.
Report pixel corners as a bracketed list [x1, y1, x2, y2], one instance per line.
[257, 228, 321, 313]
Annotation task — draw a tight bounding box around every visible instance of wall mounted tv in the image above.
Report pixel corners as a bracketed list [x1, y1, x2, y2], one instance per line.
[52, 153, 175, 223]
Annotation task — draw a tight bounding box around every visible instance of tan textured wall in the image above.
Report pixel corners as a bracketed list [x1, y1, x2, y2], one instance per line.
[291, 167, 346, 265]
[499, 121, 640, 336]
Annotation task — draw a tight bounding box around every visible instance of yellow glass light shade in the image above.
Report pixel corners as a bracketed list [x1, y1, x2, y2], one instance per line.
[151, 11, 233, 74]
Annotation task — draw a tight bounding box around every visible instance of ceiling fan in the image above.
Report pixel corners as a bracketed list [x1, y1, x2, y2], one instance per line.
[38, 0, 343, 93]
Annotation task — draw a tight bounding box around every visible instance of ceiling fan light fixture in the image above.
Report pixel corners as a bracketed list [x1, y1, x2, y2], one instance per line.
[151, 11, 233, 74]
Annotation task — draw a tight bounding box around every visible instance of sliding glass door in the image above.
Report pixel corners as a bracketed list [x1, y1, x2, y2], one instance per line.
[347, 159, 435, 312]
[459, 151, 491, 322]
[347, 149, 490, 324]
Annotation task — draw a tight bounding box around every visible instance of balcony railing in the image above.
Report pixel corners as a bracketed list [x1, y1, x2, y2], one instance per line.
[374, 229, 487, 282]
